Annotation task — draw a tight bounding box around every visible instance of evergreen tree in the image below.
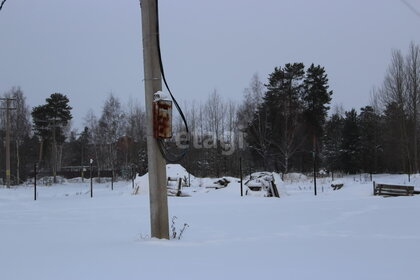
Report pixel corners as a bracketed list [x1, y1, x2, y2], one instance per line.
[382, 102, 408, 172]
[32, 93, 72, 144]
[31, 93, 72, 177]
[302, 64, 333, 138]
[264, 63, 305, 173]
[78, 127, 90, 168]
[358, 106, 382, 174]
[340, 109, 361, 173]
[302, 64, 333, 173]
[323, 113, 344, 173]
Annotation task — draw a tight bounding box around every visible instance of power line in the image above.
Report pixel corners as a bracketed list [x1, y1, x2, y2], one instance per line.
[400, 0, 420, 18]
[155, 0, 190, 163]
[0, 98, 16, 188]
[0, 0, 8, 12]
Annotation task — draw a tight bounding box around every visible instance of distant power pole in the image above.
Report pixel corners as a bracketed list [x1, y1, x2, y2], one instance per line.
[140, 0, 170, 239]
[0, 98, 16, 188]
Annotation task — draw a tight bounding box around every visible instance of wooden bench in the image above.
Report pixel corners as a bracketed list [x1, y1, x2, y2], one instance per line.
[331, 183, 344, 190]
[373, 182, 414, 196]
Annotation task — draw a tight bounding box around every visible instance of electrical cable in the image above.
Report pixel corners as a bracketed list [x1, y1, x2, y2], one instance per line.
[0, 0, 8, 12]
[400, 0, 420, 18]
[155, 0, 190, 163]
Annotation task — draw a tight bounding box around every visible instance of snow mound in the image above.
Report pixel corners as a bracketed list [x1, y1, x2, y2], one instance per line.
[67, 177, 84, 183]
[331, 180, 344, 186]
[283, 172, 307, 182]
[166, 164, 191, 179]
[130, 164, 194, 194]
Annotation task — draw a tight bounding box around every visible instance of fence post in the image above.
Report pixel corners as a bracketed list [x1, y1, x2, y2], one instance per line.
[132, 165, 135, 189]
[34, 163, 37, 201]
[111, 169, 114, 191]
[90, 159, 93, 198]
[240, 157, 243, 197]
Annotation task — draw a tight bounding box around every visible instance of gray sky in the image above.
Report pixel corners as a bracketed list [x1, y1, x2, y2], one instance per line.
[1, 0, 419, 129]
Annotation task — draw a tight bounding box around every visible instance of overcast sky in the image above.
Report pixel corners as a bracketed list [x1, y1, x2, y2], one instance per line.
[1, 0, 419, 129]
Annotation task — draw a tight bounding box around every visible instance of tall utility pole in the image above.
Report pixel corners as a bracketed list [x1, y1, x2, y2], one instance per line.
[140, 0, 169, 239]
[0, 98, 16, 188]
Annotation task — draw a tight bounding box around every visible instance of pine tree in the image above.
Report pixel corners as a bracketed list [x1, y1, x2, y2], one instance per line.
[302, 64, 332, 138]
[302, 64, 332, 175]
[340, 109, 361, 173]
[382, 102, 408, 172]
[359, 106, 382, 174]
[31, 93, 72, 178]
[323, 113, 344, 173]
[264, 63, 305, 173]
[32, 93, 72, 144]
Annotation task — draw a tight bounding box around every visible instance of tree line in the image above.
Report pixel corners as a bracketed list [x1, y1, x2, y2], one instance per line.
[0, 42, 419, 184]
[177, 42, 420, 176]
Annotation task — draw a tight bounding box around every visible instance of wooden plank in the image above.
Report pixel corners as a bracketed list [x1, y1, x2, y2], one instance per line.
[379, 190, 410, 195]
[271, 181, 280, 198]
[376, 184, 414, 190]
[379, 188, 411, 192]
[373, 181, 376, 195]
[167, 176, 179, 182]
[176, 178, 182, 197]
[379, 193, 410, 197]
[377, 189, 413, 196]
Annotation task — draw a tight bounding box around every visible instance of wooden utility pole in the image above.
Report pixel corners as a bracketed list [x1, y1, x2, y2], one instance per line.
[0, 98, 16, 188]
[140, 0, 169, 239]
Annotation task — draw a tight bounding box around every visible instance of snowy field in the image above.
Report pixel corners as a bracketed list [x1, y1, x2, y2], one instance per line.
[1, 166, 420, 280]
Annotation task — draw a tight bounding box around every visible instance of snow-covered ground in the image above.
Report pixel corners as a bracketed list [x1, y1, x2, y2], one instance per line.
[1, 167, 420, 280]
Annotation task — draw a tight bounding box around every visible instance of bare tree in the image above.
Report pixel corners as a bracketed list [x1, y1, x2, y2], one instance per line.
[245, 101, 272, 170]
[238, 74, 270, 169]
[405, 42, 420, 172]
[204, 90, 224, 176]
[369, 87, 383, 115]
[84, 109, 102, 178]
[237, 73, 264, 128]
[125, 97, 146, 168]
[126, 97, 146, 142]
[205, 90, 223, 143]
[382, 49, 411, 172]
[99, 94, 127, 171]
[3, 87, 31, 183]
